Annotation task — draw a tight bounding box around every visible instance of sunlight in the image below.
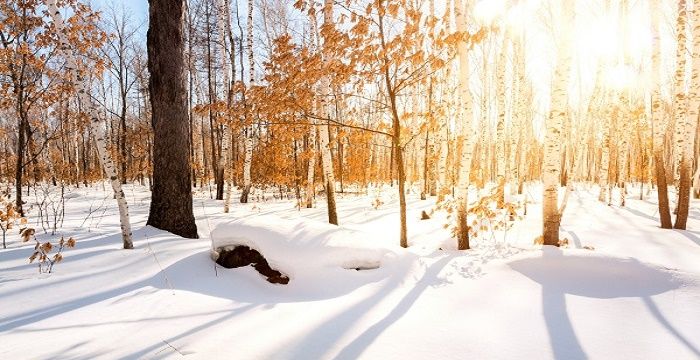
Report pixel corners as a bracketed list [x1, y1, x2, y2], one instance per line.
[577, 16, 620, 62]
[473, 0, 507, 25]
[604, 64, 637, 91]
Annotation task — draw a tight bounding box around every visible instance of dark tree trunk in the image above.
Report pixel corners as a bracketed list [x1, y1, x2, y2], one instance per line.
[15, 108, 26, 216]
[654, 152, 673, 229]
[146, 0, 198, 239]
[674, 155, 691, 229]
[120, 101, 127, 183]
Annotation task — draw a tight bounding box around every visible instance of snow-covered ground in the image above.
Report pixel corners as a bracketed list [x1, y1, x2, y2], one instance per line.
[1, 183, 699, 359]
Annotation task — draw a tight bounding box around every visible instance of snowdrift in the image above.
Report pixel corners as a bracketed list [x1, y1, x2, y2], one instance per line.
[210, 215, 399, 282]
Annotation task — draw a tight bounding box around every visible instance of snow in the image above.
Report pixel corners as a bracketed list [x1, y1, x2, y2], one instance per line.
[1, 183, 699, 359]
[210, 215, 398, 281]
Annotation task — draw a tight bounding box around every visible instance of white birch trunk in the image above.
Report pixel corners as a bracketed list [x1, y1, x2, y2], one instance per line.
[48, 0, 133, 249]
[455, 0, 475, 250]
[495, 34, 507, 206]
[240, 0, 254, 203]
[598, 92, 611, 203]
[318, 0, 338, 224]
[674, 0, 690, 188]
[436, 124, 449, 201]
[509, 40, 524, 195]
[542, 1, 573, 246]
[676, 0, 699, 228]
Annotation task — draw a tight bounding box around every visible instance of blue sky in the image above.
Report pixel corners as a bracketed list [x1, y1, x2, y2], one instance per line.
[90, 0, 149, 26]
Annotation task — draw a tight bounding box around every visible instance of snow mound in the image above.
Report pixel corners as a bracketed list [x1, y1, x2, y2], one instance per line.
[211, 215, 398, 281]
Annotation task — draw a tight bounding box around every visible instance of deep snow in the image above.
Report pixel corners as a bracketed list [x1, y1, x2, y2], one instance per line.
[1, 183, 699, 359]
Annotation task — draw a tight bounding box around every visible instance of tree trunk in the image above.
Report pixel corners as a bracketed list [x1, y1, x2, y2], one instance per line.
[455, 0, 474, 250]
[317, 0, 338, 225]
[49, 0, 134, 248]
[676, 0, 699, 229]
[218, 0, 233, 213]
[306, 125, 317, 208]
[146, 0, 198, 239]
[240, 0, 255, 203]
[495, 34, 507, 208]
[542, 2, 573, 246]
[651, 8, 673, 229]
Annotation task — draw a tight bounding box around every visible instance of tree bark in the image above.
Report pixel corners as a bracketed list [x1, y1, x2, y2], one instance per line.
[48, 0, 133, 248]
[240, 0, 254, 203]
[542, 1, 573, 246]
[651, 7, 673, 229]
[676, 0, 699, 229]
[146, 0, 198, 239]
[455, 0, 475, 250]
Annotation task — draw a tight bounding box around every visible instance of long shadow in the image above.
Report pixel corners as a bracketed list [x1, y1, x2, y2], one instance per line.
[540, 248, 587, 360]
[509, 248, 682, 360]
[674, 229, 700, 247]
[11, 308, 238, 333]
[278, 255, 420, 359]
[333, 255, 453, 359]
[642, 296, 700, 357]
[125, 304, 257, 359]
[0, 250, 254, 333]
[615, 206, 659, 224]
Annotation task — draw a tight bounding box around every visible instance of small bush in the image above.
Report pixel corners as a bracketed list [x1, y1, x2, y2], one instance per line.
[21, 226, 76, 273]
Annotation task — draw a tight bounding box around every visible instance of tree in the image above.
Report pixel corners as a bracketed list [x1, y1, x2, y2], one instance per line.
[455, 0, 477, 250]
[317, 0, 338, 225]
[146, 0, 198, 239]
[675, 0, 699, 230]
[542, 1, 574, 246]
[48, 0, 133, 249]
[240, 0, 254, 203]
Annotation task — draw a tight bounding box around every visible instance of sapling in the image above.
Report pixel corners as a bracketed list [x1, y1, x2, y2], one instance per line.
[22, 226, 77, 273]
[437, 185, 523, 248]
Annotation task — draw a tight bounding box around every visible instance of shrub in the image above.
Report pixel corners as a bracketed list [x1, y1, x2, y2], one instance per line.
[21, 226, 76, 273]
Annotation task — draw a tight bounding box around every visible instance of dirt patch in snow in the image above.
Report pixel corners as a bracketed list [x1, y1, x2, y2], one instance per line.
[215, 245, 289, 285]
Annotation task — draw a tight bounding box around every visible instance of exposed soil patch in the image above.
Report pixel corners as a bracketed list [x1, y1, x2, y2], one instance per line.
[215, 245, 289, 284]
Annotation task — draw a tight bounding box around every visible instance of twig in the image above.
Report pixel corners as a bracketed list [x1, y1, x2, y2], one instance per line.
[161, 340, 185, 356]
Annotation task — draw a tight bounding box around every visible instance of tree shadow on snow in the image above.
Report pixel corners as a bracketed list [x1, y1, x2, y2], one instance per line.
[675, 230, 700, 247]
[509, 247, 693, 359]
[277, 253, 449, 359]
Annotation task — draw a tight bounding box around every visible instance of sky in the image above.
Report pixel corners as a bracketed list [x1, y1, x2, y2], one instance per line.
[90, 0, 148, 27]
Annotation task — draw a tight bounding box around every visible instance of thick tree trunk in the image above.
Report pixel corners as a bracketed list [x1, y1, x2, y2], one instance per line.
[146, 0, 198, 239]
[542, 2, 573, 246]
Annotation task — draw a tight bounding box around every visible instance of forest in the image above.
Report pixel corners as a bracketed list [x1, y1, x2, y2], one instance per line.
[1, 0, 700, 359]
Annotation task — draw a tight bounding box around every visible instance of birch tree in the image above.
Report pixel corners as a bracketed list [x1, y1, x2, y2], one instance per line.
[318, 0, 338, 225]
[48, 0, 133, 249]
[651, 4, 673, 228]
[675, 0, 700, 229]
[240, 0, 254, 203]
[542, 1, 574, 246]
[455, 0, 477, 250]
